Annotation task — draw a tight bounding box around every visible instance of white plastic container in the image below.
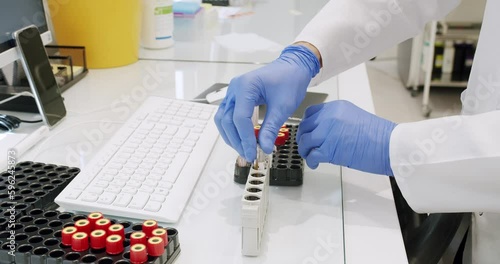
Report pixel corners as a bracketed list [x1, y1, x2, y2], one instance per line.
[141, 0, 174, 49]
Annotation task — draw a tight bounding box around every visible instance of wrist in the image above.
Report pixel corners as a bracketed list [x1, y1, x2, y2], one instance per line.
[293, 41, 322, 67]
[280, 45, 321, 78]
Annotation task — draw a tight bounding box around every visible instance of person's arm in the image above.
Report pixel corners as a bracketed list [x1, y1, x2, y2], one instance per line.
[295, 0, 460, 83]
[390, 110, 500, 213]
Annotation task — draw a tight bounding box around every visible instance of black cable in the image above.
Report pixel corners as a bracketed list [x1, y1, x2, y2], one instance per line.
[19, 119, 43, 123]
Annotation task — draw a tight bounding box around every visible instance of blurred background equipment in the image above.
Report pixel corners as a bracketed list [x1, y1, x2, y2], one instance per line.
[47, 0, 142, 68]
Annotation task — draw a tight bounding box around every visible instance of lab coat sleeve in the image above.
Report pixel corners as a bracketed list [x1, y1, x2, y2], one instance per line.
[390, 110, 500, 213]
[295, 0, 460, 84]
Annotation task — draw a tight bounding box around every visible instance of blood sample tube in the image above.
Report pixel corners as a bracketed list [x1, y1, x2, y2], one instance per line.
[108, 224, 125, 239]
[71, 232, 89, 252]
[94, 218, 111, 231]
[87, 212, 103, 230]
[279, 127, 290, 140]
[130, 231, 148, 246]
[90, 229, 107, 250]
[151, 228, 168, 247]
[106, 235, 124, 255]
[130, 244, 148, 264]
[254, 125, 261, 138]
[275, 132, 286, 146]
[75, 219, 91, 235]
[147, 237, 165, 257]
[142, 220, 158, 238]
[62, 226, 77, 246]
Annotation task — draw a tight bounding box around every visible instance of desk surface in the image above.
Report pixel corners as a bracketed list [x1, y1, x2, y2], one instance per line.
[140, 0, 329, 64]
[19, 60, 345, 263]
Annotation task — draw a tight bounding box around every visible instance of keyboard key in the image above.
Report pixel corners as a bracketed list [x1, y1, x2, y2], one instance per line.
[139, 186, 155, 193]
[93, 181, 109, 188]
[126, 180, 142, 188]
[150, 194, 165, 203]
[151, 167, 166, 175]
[199, 113, 211, 120]
[187, 134, 199, 142]
[114, 193, 133, 207]
[108, 163, 123, 170]
[154, 188, 170, 196]
[87, 187, 104, 195]
[128, 193, 150, 209]
[144, 201, 162, 212]
[122, 186, 138, 194]
[121, 168, 135, 175]
[174, 128, 189, 139]
[148, 174, 163, 181]
[164, 153, 189, 183]
[81, 193, 99, 202]
[143, 179, 158, 187]
[164, 127, 177, 135]
[110, 180, 126, 188]
[107, 186, 122, 194]
[65, 191, 81, 200]
[99, 174, 114, 182]
[72, 177, 92, 190]
[124, 163, 139, 169]
[97, 193, 116, 205]
[104, 169, 119, 176]
[179, 146, 193, 153]
[115, 174, 130, 181]
[158, 182, 173, 189]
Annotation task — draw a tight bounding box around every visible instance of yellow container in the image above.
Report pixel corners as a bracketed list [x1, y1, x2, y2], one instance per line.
[48, 0, 142, 68]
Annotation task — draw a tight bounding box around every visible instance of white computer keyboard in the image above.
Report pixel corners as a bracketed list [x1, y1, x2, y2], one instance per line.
[55, 96, 219, 223]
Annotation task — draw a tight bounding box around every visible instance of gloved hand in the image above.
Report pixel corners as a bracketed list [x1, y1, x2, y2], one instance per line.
[296, 100, 397, 176]
[214, 45, 321, 161]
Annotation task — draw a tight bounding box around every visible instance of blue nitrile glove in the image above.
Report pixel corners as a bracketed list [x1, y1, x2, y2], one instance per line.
[296, 100, 397, 176]
[214, 45, 321, 161]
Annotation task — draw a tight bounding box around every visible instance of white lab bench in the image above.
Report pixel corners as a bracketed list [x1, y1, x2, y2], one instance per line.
[3, 1, 408, 263]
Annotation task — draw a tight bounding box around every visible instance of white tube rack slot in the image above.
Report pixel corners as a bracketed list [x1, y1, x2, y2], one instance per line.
[241, 155, 271, 256]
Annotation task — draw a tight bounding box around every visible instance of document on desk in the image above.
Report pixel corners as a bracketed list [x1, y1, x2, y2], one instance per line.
[0, 133, 28, 170]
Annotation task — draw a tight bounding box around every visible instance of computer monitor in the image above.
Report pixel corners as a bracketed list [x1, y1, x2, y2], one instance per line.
[0, 0, 53, 69]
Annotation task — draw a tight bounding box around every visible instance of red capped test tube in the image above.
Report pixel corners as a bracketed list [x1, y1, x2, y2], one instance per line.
[108, 224, 125, 239]
[106, 234, 124, 255]
[151, 228, 168, 247]
[90, 229, 107, 250]
[75, 219, 91, 235]
[94, 218, 111, 231]
[61, 226, 77, 246]
[142, 220, 158, 238]
[71, 232, 89, 252]
[147, 237, 165, 257]
[130, 231, 148, 246]
[87, 212, 103, 230]
[130, 244, 148, 264]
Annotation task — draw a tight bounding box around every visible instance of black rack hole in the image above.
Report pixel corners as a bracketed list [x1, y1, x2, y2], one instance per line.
[26, 176, 38, 181]
[47, 172, 58, 177]
[277, 164, 287, 169]
[12, 195, 23, 201]
[278, 159, 288, 164]
[65, 252, 81, 260]
[82, 255, 98, 263]
[49, 220, 62, 227]
[279, 150, 290, 154]
[55, 166, 68, 171]
[44, 238, 60, 246]
[132, 224, 142, 231]
[63, 223, 75, 228]
[1, 242, 13, 250]
[33, 246, 49, 255]
[19, 216, 34, 223]
[72, 215, 86, 222]
[291, 160, 301, 165]
[0, 172, 10, 177]
[0, 202, 14, 208]
[119, 221, 131, 228]
[15, 174, 25, 179]
[293, 146, 298, 149]
[251, 173, 265, 178]
[11, 224, 23, 230]
[278, 154, 289, 159]
[24, 226, 39, 233]
[51, 179, 63, 185]
[58, 213, 73, 220]
[33, 191, 46, 197]
[244, 195, 260, 201]
[39, 177, 50, 183]
[49, 249, 65, 258]
[291, 165, 301, 169]
[23, 169, 34, 174]
[280, 145, 290, 150]
[39, 228, 53, 236]
[43, 165, 56, 170]
[123, 251, 131, 259]
[125, 232, 133, 239]
[147, 256, 156, 261]
[15, 204, 28, 210]
[32, 163, 43, 168]
[42, 185, 55, 191]
[68, 168, 80, 173]
[97, 258, 114, 264]
[247, 188, 262, 193]
[24, 197, 37, 203]
[0, 194, 8, 199]
[249, 180, 264, 185]
[91, 248, 106, 254]
[18, 161, 32, 166]
[292, 150, 299, 155]
[292, 155, 301, 159]
[18, 244, 33, 253]
[15, 233, 28, 241]
[0, 186, 5, 191]
[115, 260, 129, 264]
[44, 211, 58, 218]
[34, 218, 49, 225]
[60, 174, 71, 179]
[17, 181, 29, 187]
[123, 240, 130, 247]
[53, 230, 62, 238]
[28, 236, 44, 244]
[35, 171, 46, 175]
[20, 189, 33, 195]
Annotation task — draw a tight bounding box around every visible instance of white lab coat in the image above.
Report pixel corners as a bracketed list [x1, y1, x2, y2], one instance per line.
[295, 0, 500, 263]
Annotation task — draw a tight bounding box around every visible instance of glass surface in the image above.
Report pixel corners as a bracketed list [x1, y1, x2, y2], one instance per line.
[140, 0, 329, 63]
